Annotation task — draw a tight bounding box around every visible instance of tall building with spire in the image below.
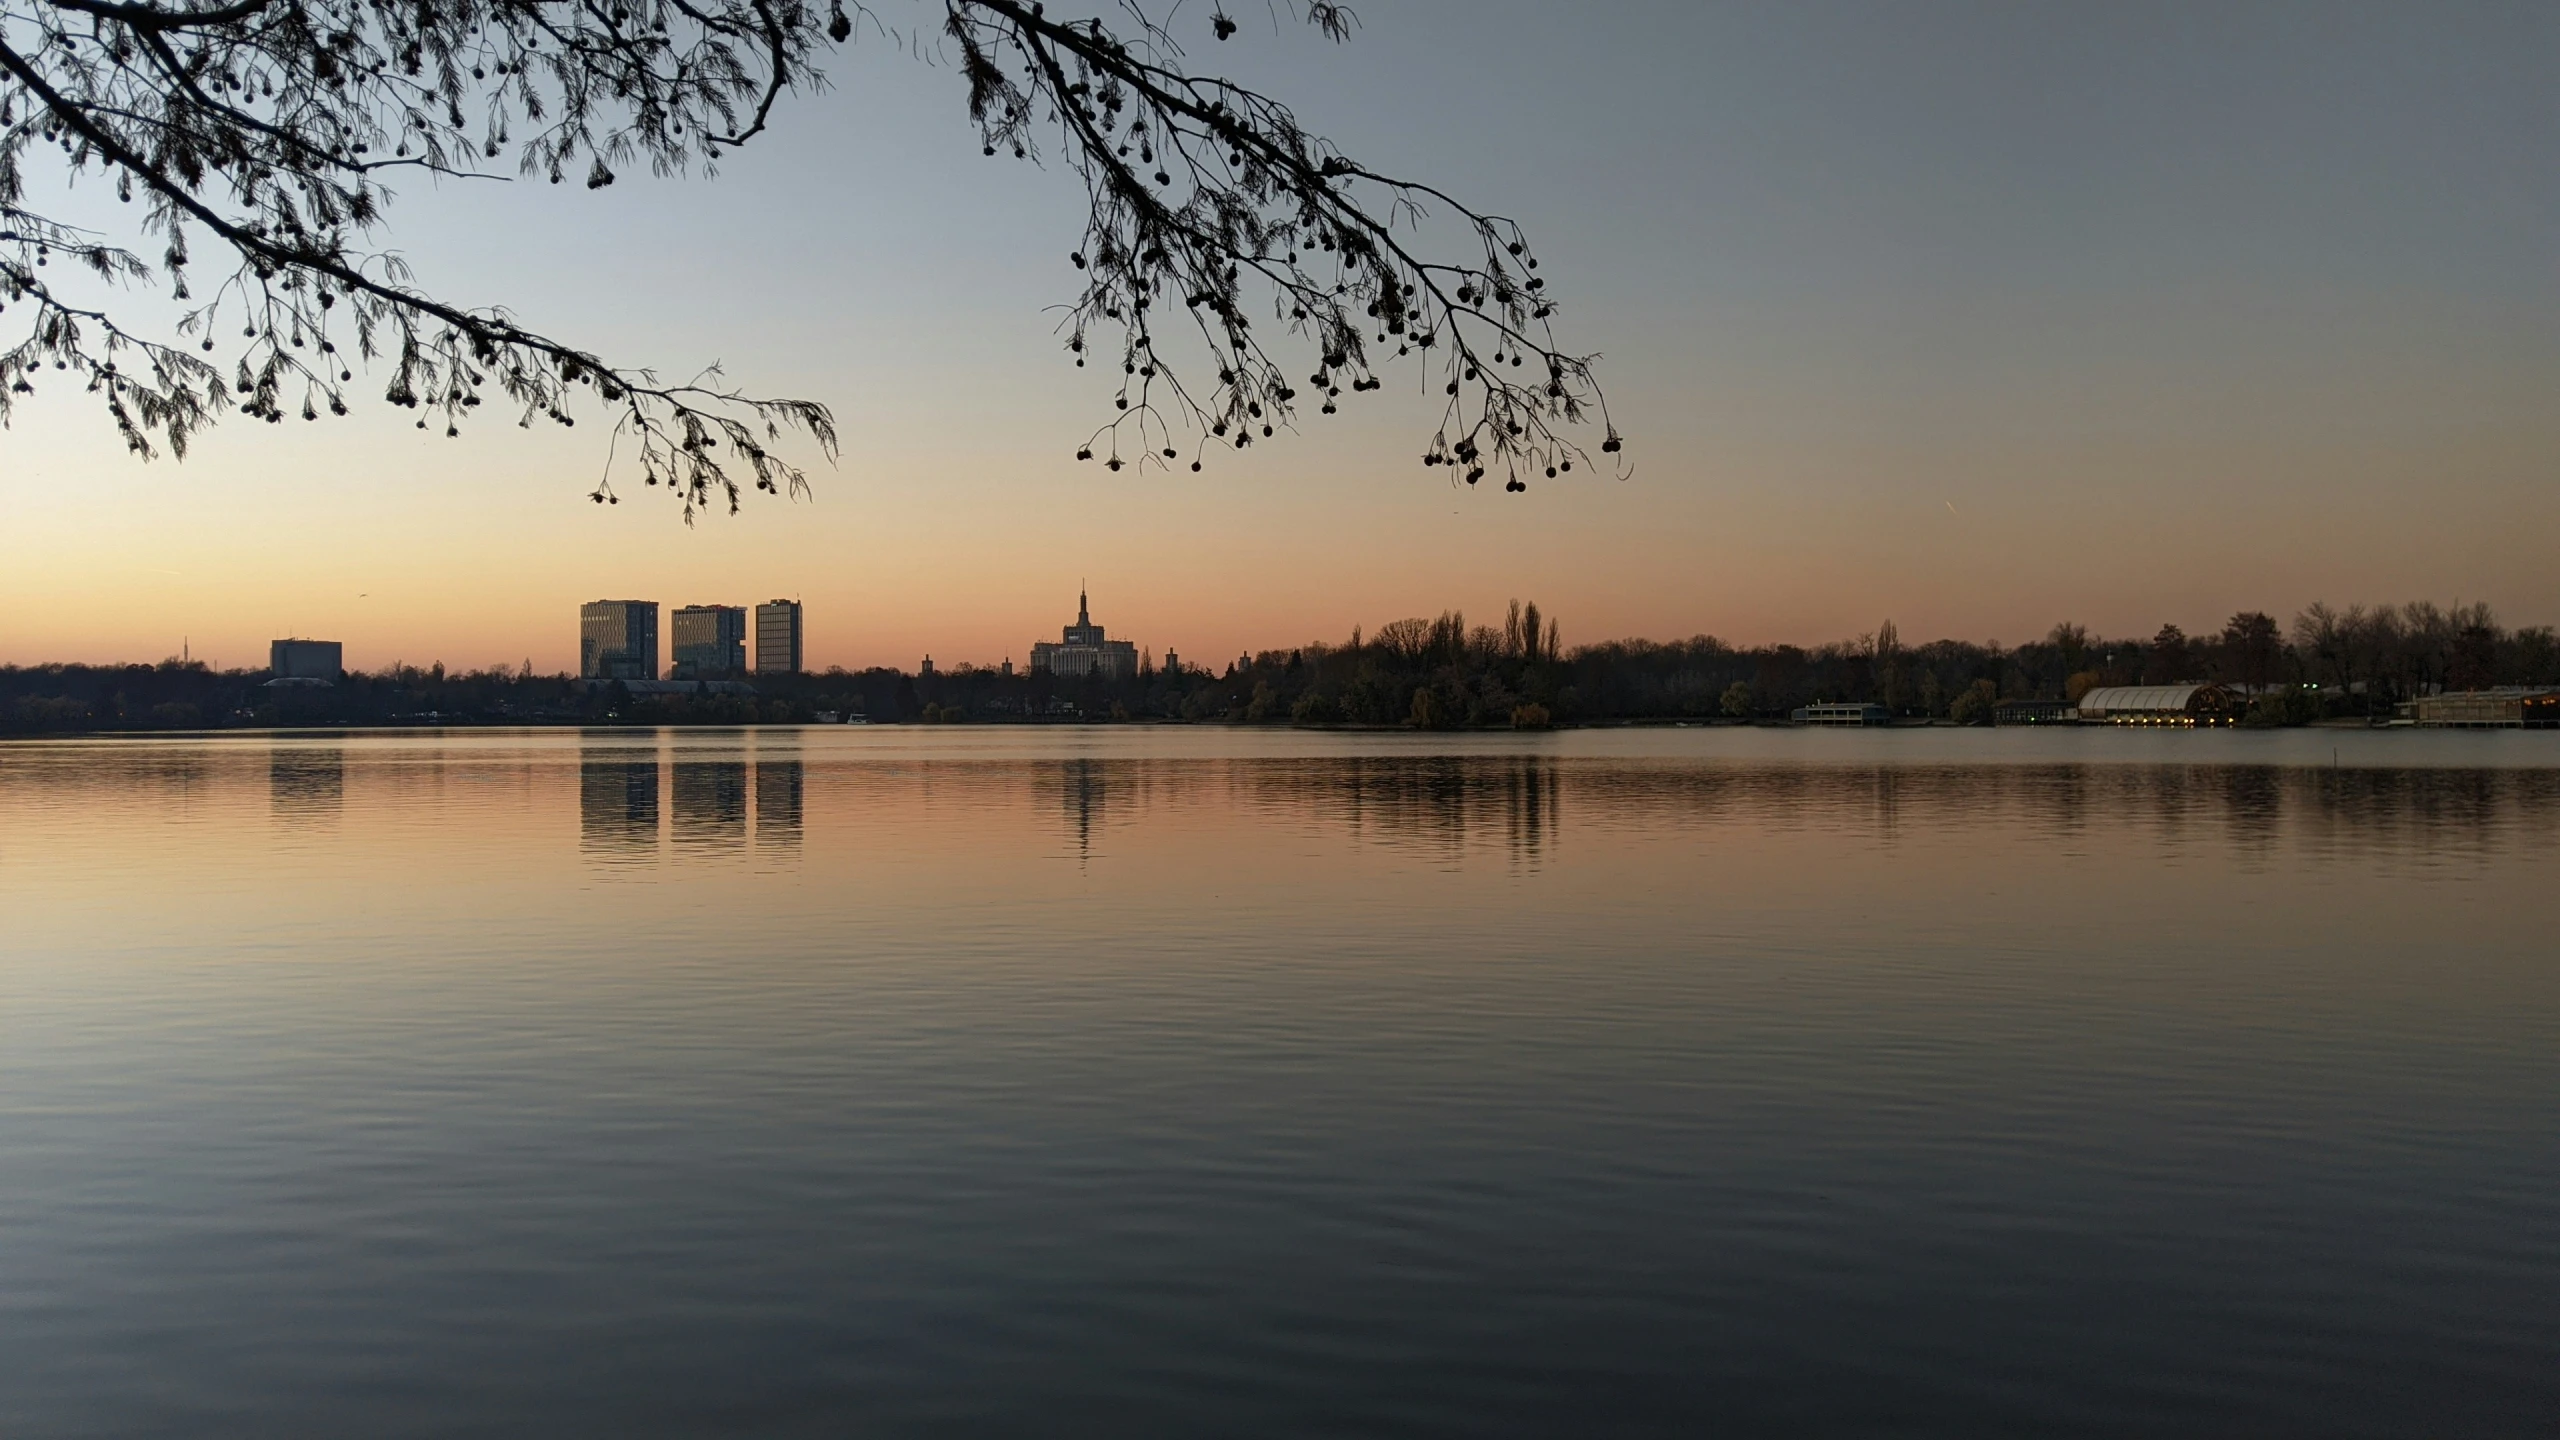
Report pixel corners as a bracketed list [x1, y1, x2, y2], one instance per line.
[1030, 588, 1139, 681]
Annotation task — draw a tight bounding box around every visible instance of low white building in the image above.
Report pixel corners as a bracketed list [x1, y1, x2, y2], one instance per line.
[2413, 689, 2560, 728]
[1791, 702, 1888, 727]
[2075, 684, 2238, 726]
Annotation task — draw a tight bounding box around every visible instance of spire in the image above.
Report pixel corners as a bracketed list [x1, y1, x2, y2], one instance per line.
[1078, 584, 1090, 627]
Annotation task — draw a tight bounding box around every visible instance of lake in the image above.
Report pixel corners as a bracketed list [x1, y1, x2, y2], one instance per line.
[3, 726, 2555, 1437]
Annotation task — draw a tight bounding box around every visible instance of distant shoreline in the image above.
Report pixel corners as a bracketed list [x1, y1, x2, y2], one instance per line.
[12, 714, 2548, 741]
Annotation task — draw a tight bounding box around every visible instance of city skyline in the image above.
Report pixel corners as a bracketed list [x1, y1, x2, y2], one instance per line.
[567, 597, 804, 680]
[17, 580, 2560, 680]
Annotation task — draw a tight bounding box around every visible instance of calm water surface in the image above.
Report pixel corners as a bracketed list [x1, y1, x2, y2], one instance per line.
[3, 727, 2556, 1437]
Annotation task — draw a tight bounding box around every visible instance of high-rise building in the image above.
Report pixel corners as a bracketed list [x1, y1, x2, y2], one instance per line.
[1029, 589, 1139, 681]
[670, 604, 748, 676]
[268, 638, 343, 681]
[755, 600, 803, 675]
[581, 600, 660, 680]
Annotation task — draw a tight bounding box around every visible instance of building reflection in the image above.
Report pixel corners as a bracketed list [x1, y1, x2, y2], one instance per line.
[673, 760, 747, 850]
[756, 758, 804, 850]
[268, 743, 344, 826]
[1050, 757, 1112, 862]
[580, 741, 659, 856]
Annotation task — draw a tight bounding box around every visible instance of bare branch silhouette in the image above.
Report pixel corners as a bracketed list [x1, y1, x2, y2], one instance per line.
[1, 0, 1618, 517]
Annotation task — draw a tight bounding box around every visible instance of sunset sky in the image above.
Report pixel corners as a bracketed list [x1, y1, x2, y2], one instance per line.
[5, 0, 2555, 673]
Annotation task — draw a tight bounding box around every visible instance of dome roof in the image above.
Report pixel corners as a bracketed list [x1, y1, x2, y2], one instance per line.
[2076, 684, 2220, 714]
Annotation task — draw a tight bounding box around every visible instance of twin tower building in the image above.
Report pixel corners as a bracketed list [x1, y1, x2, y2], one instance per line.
[581, 599, 801, 682]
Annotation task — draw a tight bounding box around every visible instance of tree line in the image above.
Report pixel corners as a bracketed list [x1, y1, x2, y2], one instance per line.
[1561, 604, 2555, 726]
[6, 599, 2556, 734]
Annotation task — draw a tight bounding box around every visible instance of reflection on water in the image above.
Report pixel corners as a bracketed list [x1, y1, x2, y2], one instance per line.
[672, 759, 747, 851]
[1042, 756, 1113, 862]
[579, 740, 659, 857]
[754, 732, 803, 852]
[1250, 753, 1564, 869]
[267, 743, 343, 826]
[582, 738, 806, 858]
[757, 759, 803, 850]
[2, 727, 2556, 1438]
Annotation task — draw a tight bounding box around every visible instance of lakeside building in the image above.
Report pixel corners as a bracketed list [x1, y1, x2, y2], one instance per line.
[2075, 683, 2238, 726]
[1029, 589, 1139, 682]
[755, 600, 803, 675]
[671, 605, 748, 677]
[581, 600, 660, 681]
[2412, 689, 2560, 728]
[1994, 698, 2076, 726]
[268, 638, 343, 682]
[1791, 702, 1889, 727]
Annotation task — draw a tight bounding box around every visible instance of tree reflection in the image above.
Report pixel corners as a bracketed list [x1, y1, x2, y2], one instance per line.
[267, 743, 343, 827]
[1244, 754, 1563, 870]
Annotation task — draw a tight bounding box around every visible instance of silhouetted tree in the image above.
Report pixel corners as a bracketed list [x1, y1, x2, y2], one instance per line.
[2, 1, 1617, 514]
[2046, 622, 2089, 683]
[1872, 618, 1903, 711]
[2449, 621, 2499, 693]
[1948, 677, 1997, 725]
[2144, 624, 2190, 683]
[2220, 611, 2282, 689]
[1372, 616, 1433, 668]
[2292, 602, 2350, 689]
[2508, 627, 2560, 687]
